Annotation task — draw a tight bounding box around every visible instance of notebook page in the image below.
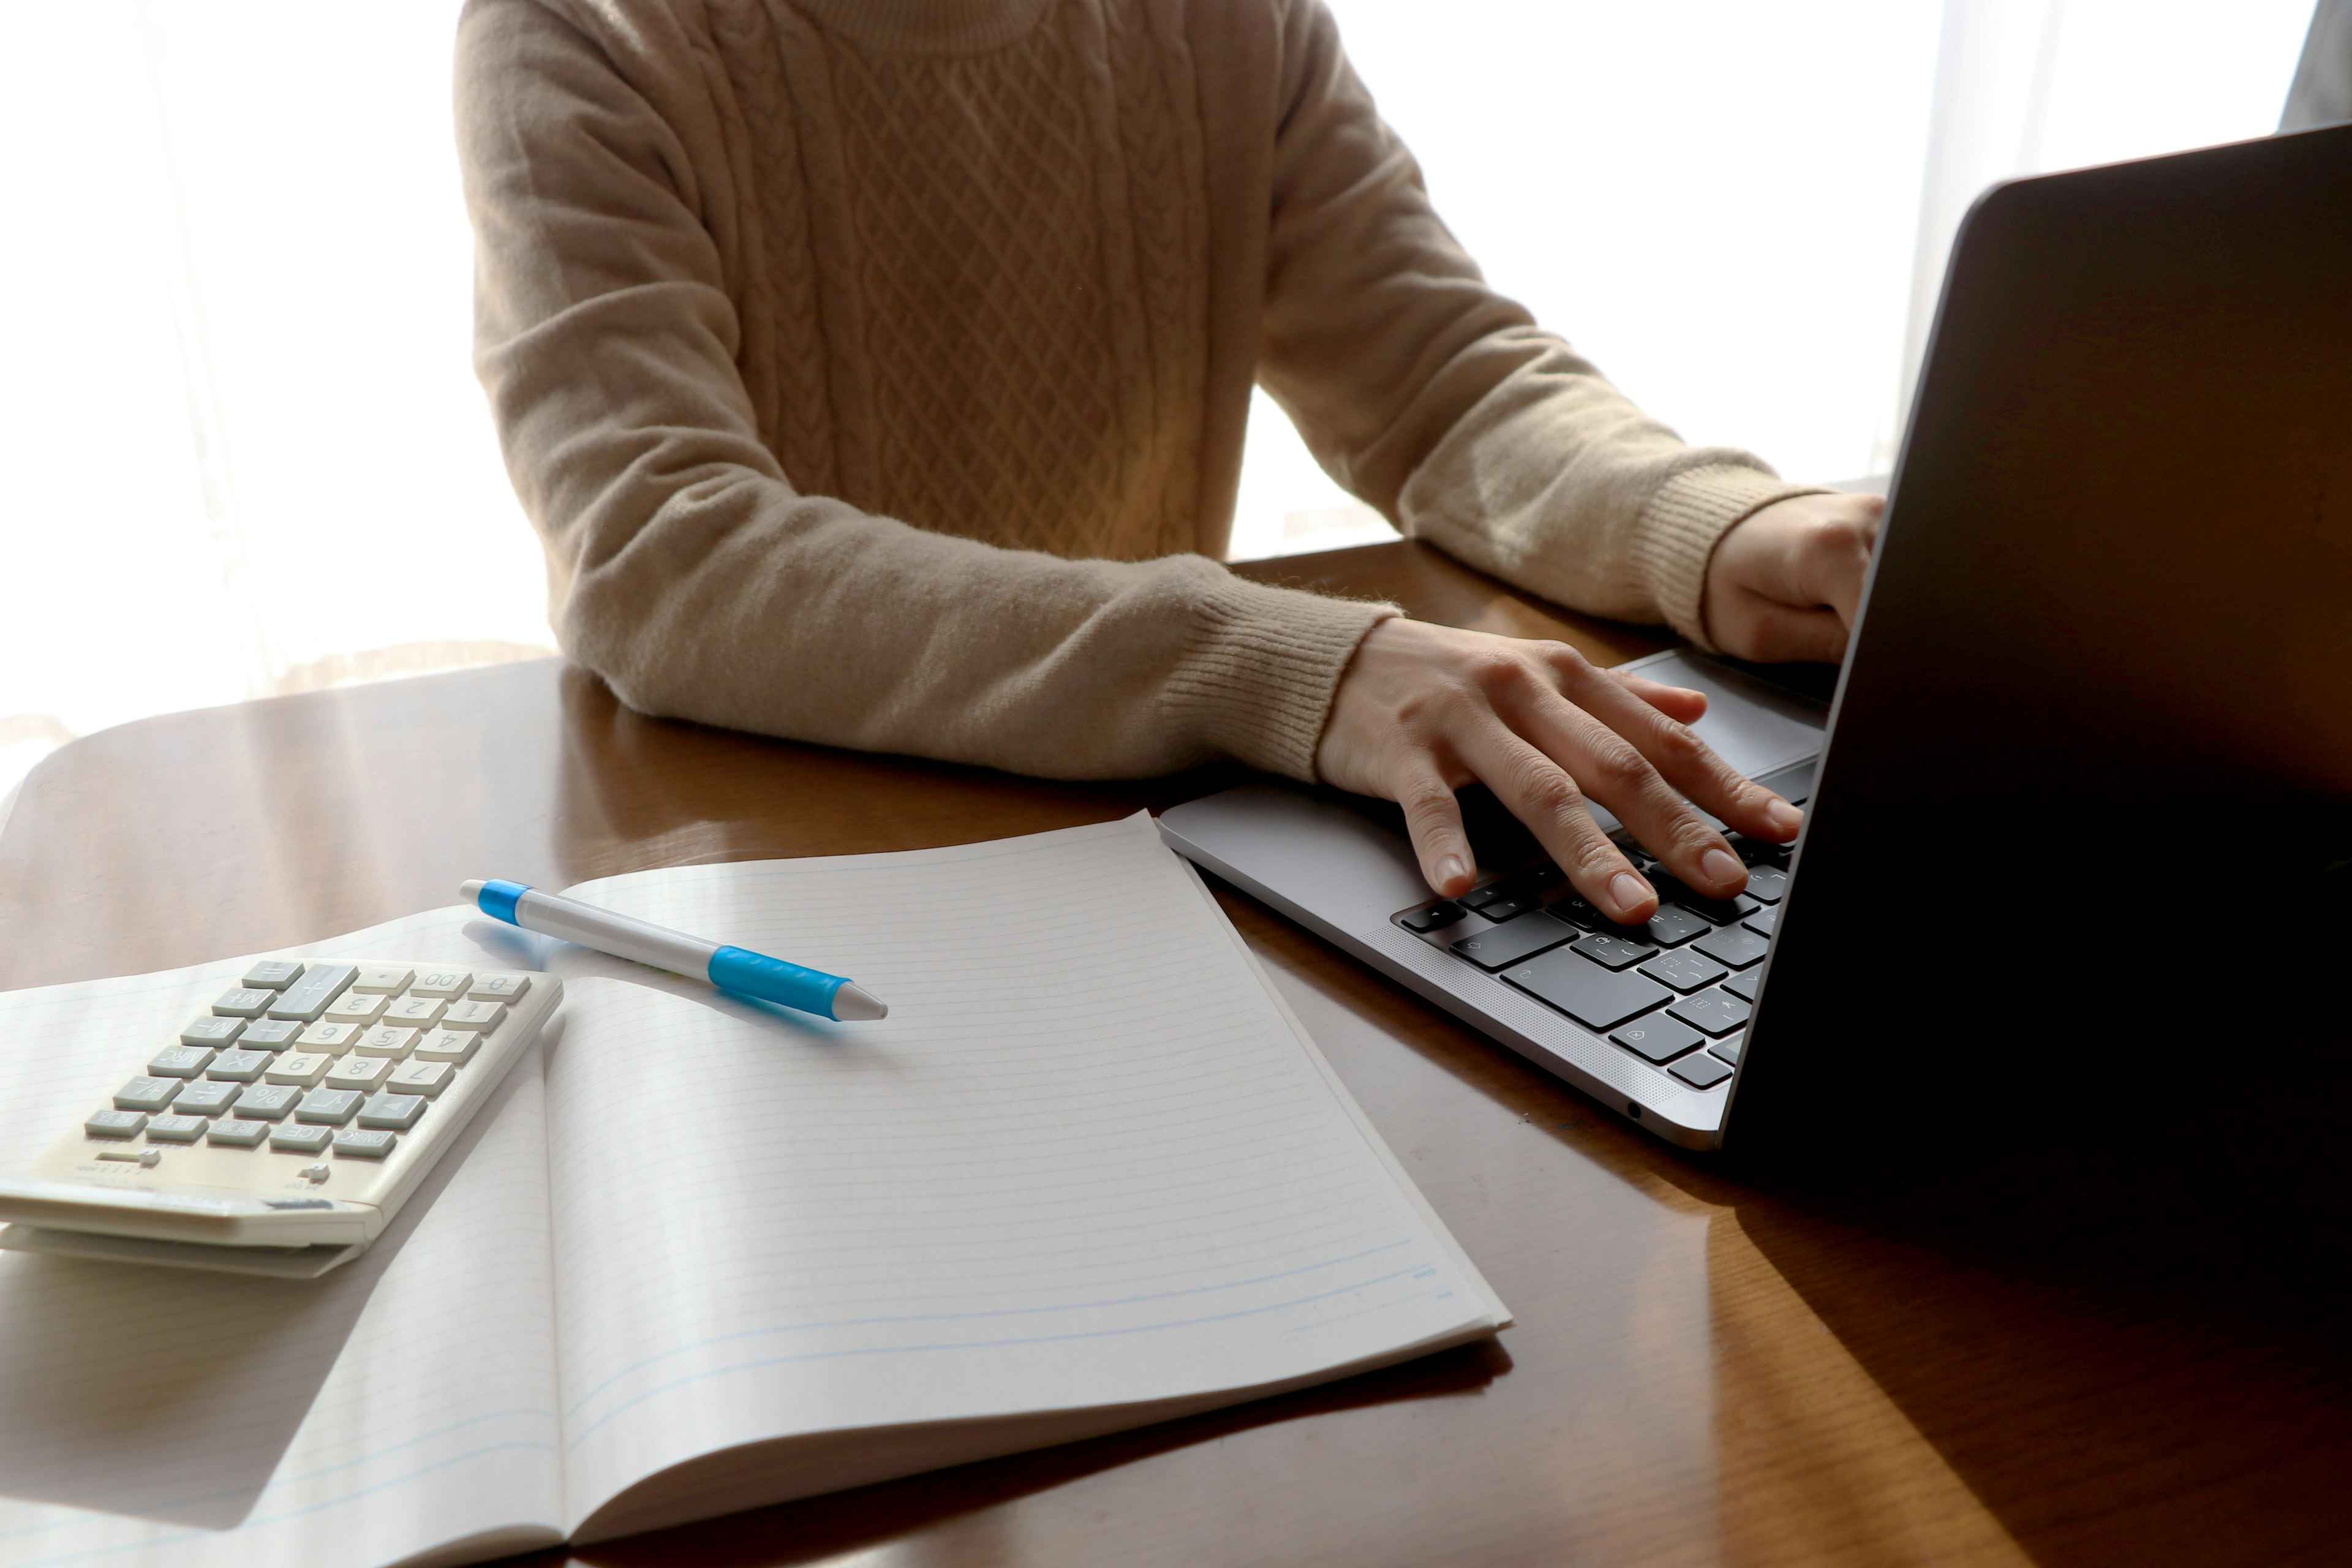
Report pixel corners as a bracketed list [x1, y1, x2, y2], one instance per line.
[0, 910, 565, 1568]
[541, 815, 1507, 1531]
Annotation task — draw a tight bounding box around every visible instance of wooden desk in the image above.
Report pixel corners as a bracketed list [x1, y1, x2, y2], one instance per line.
[4, 541, 2346, 1567]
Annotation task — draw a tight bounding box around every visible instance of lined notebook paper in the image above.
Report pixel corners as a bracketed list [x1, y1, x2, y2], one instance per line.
[0, 912, 566, 1568]
[0, 814, 1506, 1563]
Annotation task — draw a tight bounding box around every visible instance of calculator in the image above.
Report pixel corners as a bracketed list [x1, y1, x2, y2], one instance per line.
[0, 959, 561, 1277]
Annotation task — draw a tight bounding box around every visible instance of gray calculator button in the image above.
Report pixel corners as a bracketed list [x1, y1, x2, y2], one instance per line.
[358, 1093, 428, 1131]
[439, 1000, 505, 1033]
[271, 1124, 334, 1154]
[212, 987, 276, 1018]
[238, 1017, 305, 1052]
[181, 1016, 245, 1048]
[322, 990, 390, 1026]
[266, 963, 358, 1022]
[296, 1088, 364, 1126]
[380, 995, 447, 1029]
[113, 1077, 181, 1113]
[232, 1084, 301, 1122]
[148, 1046, 216, 1079]
[333, 1128, 398, 1159]
[266, 1051, 334, 1087]
[145, 1114, 209, 1143]
[468, 973, 531, 1003]
[325, 1055, 392, 1091]
[205, 1049, 272, 1083]
[413, 1029, 478, 1065]
[386, 1059, 453, 1098]
[351, 965, 415, 993]
[242, 960, 304, 991]
[173, 1080, 244, 1115]
[206, 1117, 270, 1147]
[297, 1020, 364, 1054]
[407, 969, 472, 1000]
[85, 1109, 147, 1139]
[353, 1026, 420, 1059]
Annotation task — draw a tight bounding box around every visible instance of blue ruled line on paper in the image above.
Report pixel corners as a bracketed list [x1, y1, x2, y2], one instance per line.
[10, 1439, 559, 1568]
[562, 1239, 1414, 1421]
[567, 1259, 1439, 1451]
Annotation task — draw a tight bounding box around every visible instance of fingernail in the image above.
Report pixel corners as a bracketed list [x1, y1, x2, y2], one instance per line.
[1765, 798, 1803, 835]
[1608, 871, 1650, 915]
[1701, 848, 1745, 888]
[1438, 856, 1468, 891]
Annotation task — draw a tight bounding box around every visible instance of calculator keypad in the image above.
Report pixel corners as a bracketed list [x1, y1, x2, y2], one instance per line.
[88, 964, 535, 1165]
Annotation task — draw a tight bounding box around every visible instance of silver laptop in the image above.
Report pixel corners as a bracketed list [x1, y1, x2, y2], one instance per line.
[1163, 121, 2352, 1153]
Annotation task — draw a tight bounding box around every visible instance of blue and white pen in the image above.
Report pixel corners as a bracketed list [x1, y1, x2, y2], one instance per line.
[460, 879, 889, 1021]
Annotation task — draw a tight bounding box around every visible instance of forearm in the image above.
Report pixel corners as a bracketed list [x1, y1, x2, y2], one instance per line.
[1255, 0, 1823, 646]
[1391, 328, 1824, 646]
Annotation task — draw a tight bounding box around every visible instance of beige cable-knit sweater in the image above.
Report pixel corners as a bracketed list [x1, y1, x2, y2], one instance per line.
[456, 0, 1820, 782]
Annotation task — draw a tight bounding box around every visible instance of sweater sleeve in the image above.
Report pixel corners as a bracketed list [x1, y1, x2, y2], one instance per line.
[454, 0, 1389, 782]
[1252, 0, 1827, 650]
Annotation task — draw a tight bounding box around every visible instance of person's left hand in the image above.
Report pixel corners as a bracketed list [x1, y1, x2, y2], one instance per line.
[1702, 491, 1884, 663]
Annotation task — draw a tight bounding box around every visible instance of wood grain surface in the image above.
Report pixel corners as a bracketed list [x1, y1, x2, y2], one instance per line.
[3, 540, 2345, 1567]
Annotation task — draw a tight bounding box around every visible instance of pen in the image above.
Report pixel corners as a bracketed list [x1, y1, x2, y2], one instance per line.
[460, 879, 889, 1021]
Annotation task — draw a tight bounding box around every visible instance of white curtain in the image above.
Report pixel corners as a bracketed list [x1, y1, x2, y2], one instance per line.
[0, 1, 2321, 813]
[2282, 0, 2352, 127]
[0, 1, 554, 815]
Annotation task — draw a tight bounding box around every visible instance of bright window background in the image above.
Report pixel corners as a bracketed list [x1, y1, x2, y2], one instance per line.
[0, 1, 2321, 812]
[1231, 0, 2318, 557]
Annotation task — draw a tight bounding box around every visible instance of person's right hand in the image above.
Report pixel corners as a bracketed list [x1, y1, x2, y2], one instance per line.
[1314, 618, 1804, 921]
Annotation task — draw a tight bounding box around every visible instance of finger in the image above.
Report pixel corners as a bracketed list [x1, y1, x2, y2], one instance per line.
[1553, 654, 1803, 851]
[1517, 688, 1753, 900]
[1822, 500, 1883, 626]
[1450, 715, 1657, 924]
[1742, 604, 1849, 664]
[1391, 760, 1476, 898]
[1611, 670, 1709, 725]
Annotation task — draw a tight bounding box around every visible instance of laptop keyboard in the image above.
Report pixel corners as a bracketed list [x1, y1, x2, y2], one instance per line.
[1392, 767, 1809, 1092]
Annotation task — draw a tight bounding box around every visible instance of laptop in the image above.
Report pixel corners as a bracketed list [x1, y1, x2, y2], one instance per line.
[1161, 121, 2352, 1155]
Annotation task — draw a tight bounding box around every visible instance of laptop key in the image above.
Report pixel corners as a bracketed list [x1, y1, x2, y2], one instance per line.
[1692, 925, 1771, 970]
[1638, 950, 1728, 993]
[1450, 911, 1578, 971]
[1472, 894, 1541, 923]
[1741, 865, 1789, 902]
[1669, 1052, 1735, 1089]
[1708, 1033, 1745, 1065]
[1545, 892, 1610, 931]
[1639, 907, 1711, 948]
[1399, 902, 1463, 933]
[1742, 906, 1779, 938]
[1571, 932, 1657, 971]
[1609, 1014, 1704, 1063]
[1654, 875, 1761, 925]
[1722, 968, 1763, 1003]
[1668, 988, 1752, 1037]
[1458, 884, 1511, 912]
[1504, 948, 1672, 1031]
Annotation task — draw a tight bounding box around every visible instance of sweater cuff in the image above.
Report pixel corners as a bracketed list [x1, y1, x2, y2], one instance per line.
[1636, 466, 1833, 652]
[1165, 568, 1396, 783]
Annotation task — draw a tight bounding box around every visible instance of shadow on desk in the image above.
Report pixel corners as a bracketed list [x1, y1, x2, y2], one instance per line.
[1219, 871, 2352, 1568]
[1708, 1072, 2352, 1568]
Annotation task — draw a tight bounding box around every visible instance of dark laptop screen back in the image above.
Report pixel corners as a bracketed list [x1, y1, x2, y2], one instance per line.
[1728, 124, 2352, 1153]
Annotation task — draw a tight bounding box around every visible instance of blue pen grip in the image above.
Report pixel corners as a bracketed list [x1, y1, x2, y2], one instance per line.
[708, 945, 848, 1020]
[477, 879, 530, 925]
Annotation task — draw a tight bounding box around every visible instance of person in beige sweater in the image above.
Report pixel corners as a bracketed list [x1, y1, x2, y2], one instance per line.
[456, 0, 1883, 925]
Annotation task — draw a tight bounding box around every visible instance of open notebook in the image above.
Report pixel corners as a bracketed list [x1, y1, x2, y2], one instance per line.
[0, 814, 1507, 1567]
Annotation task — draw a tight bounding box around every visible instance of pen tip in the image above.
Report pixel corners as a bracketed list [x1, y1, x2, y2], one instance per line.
[458, 880, 487, 903]
[833, 982, 888, 1022]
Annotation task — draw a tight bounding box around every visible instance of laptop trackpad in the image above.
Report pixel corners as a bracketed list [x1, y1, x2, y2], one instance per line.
[1618, 649, 1828, 782]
